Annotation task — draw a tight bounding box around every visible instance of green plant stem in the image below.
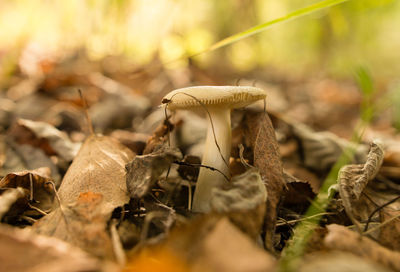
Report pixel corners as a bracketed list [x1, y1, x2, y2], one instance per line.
[278, 120, 367, 272]
[195, 0, 351, 56]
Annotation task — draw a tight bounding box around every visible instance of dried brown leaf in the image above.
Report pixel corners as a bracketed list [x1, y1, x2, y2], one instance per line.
[143, 119, 174, 155]
[0, 224, 114, 272]
[57, 135, 134, 213]
[292, 123, 368, 172]
[338, 141, 384, 230]
[161, 216, 276, 272]
[282, 170, 316, 206]
[211, 168, 267, 239]
[0, 167, 54, 218]
[300, 251, 391, 272]
[12, 118, 81, 161]
[379, 208, 400, 251]
[242, 110, 285, 249]
[324, 224, 400, 271]
[33, 192, 115, 260]
[125, 145, 181, 199]
[191, 218, 276, 272]
[211, 168, 267, 212]
[0, 188, 27, 220]
[0, 138, 61, 182]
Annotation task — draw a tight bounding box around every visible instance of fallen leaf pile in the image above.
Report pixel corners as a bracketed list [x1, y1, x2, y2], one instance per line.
[1, 54, 400, 272]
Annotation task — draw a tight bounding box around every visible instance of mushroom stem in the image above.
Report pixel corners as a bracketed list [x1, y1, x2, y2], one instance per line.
[192, 106, 231, 212]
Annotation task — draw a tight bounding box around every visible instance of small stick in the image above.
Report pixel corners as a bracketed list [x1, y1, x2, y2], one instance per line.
[29, 173, 34, 202]
[173, 160, 229, 182]
[110, 219, 126, 266]
[363, 194, 400, 232]
[27, 203, 48, 216]
[78, 89, 94, 136]
[45, 181, 70, 230]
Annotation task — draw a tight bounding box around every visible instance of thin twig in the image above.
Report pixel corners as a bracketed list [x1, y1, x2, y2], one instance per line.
[235, 78, 242, 86]
[276, 212, 335, 227]
[27, 203, 48, 216]
[173, 160, 229, 182]
[363, 195, 400, 232]
[45, 181, 69, 229]
[110, 219, 126, 266]
[363, 212, 400, 236]
[78, 89, 94, 136]
[29, 173, 34, 202]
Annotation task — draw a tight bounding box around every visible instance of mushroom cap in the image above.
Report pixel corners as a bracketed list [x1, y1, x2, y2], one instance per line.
[162, 86, 266, 111]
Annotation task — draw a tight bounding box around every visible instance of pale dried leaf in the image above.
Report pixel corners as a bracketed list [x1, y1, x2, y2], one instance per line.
[300, 252, 391, 272]
[126, 146, 182, 199]
[58, 135, 134, 213]
[0, 167, 54, 217]
[292, 123, 368, 172]
[33, 192, 115, 260]
[338, 141, 384, 229]
[17, 118, 81, 161]
[211, 168, 267, 239]
[191, 218, 276, 272]
[379, 209, 400, 251]
[0, 224, 114, 272]
[0, 139, 60, 182]
[160, 215, 276, 272]
[324, 224, 400, 271]
[211, 168, 267, 212]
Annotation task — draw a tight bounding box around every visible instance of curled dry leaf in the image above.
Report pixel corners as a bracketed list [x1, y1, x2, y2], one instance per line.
[126, 145, 182, 199]
[142, 119, 174, 155]
[324, 224, 400, 271]
[292, 123, 368, 172]
[0, 138, 60, 183]
[11, 118, 81, 161]
[0, 224, 114, 272]
[0, 167, 54, 218]
[33, 192, 115, 260]
[57, 135, 134, 214]
[0, 188, 27, 220]
[338, 141, 384, 230]
[211, 168, 267, 239]
[241, 110, 285, 249]
[282, 170, 316, 207]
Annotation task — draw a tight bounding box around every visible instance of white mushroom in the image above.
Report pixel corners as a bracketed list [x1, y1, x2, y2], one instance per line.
[162, 86, 266, 212]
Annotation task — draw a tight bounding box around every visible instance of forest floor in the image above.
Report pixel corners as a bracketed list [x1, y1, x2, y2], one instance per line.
[1, 53, 400, 272]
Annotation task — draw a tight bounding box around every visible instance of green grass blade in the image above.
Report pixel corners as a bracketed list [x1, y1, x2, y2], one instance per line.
[201, 0, 351, 54]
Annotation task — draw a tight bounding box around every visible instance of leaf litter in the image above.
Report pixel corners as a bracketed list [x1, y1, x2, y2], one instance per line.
[1, 54, 400, 272]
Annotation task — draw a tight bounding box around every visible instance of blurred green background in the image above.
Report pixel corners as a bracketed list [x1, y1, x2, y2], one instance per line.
[0, 0, 399, 81]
